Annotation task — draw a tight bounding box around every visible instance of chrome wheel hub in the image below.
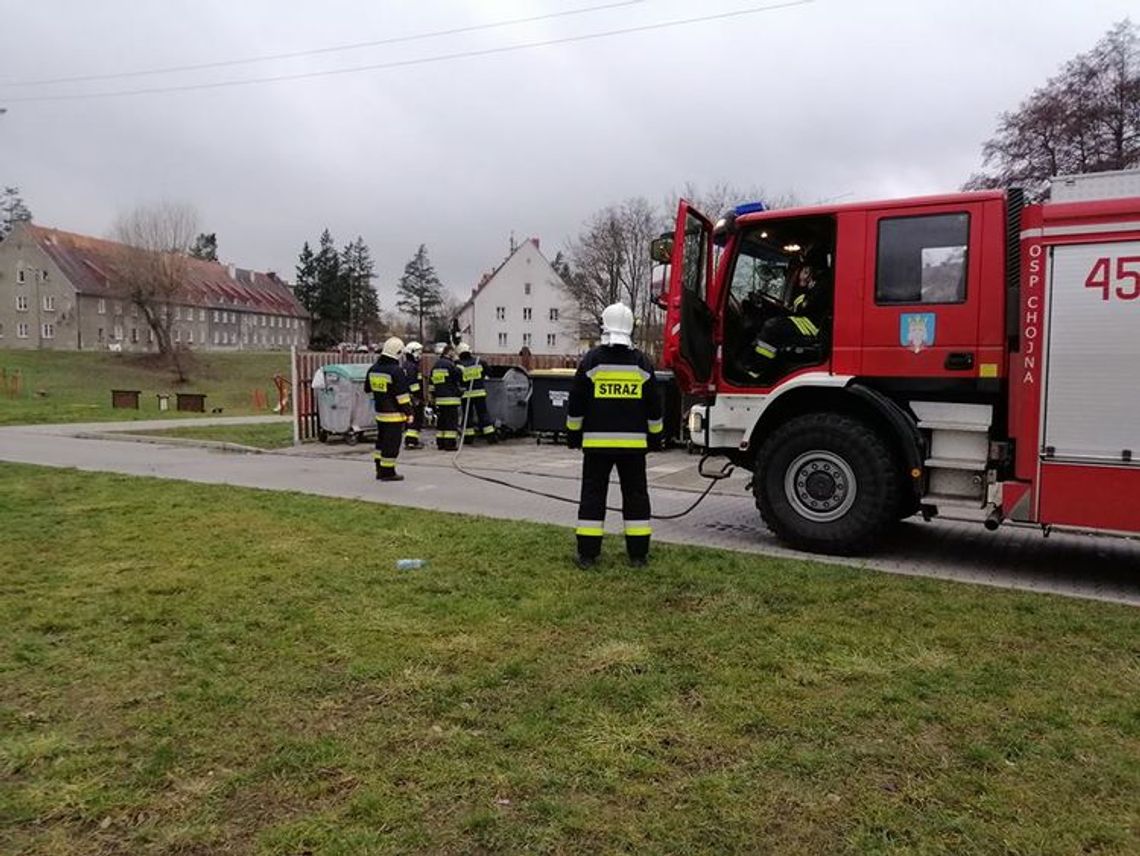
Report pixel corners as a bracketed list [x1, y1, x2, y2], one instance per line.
[784, 451, 857, 522]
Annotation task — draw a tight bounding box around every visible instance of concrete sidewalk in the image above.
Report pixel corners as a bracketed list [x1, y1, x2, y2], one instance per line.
[2, 417, 1138, 606]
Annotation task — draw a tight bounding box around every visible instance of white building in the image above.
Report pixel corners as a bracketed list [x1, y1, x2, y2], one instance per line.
[456, 238, 577, 356]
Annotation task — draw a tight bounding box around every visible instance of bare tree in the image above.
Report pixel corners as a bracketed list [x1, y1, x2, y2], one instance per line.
[111, 202, 199, 379]
[667, 181, 797, 220]
[564, 198, 665, 354]
[965, 19, 1139, 193]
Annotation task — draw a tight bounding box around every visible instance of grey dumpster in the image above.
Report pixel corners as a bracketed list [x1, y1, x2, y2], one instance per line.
[311, 363, 375, 444]
[485, 365, 531, 435]
[528, 369, 576, 442]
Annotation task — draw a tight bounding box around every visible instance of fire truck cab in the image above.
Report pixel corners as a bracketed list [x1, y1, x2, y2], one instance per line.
[657, 169, 1140, 554]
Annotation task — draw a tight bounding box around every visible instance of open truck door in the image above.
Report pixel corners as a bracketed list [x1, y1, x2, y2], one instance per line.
[659, 200, 716, 395]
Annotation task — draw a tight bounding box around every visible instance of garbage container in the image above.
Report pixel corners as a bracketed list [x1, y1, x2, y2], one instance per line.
[175, 393, 207, 413]
[311, 363, 375, 444]
[111, 389, 140, 409]
[528, 369, 576, 442]
[484, 365, 531, 435]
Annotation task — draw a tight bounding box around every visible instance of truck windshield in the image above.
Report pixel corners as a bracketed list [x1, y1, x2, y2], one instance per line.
[727, 233, 793, 308]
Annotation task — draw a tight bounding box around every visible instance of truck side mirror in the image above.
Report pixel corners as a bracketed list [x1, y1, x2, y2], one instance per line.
[650, 235, 673, 265]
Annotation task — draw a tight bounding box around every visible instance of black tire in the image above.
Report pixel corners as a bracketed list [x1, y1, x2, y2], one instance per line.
[754, 412, 901, 555]
[344, 431, 358, 446]
[317, 428, 329, 443]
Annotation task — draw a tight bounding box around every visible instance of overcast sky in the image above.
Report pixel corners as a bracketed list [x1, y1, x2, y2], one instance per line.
[1, 0, 1134, 307]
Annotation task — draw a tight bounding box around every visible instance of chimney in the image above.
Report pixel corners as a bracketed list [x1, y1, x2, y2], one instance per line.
[530, 237, 540, 251]
[226, 263, 236, 279]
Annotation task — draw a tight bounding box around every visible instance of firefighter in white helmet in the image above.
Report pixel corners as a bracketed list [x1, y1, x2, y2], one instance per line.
[365, 336, 414, 481]
[566, 303, 664, 568]
[456, 342, 497, 443]
[402, 341, 425, 449]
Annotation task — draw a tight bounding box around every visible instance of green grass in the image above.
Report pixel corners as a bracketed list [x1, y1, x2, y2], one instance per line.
[1, 464, 1137, 855]
[120, 421, 295, 449]
[0, 349, 290, 425]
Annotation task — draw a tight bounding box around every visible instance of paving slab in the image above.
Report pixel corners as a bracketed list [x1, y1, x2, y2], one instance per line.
[1, 418, 1137, 606]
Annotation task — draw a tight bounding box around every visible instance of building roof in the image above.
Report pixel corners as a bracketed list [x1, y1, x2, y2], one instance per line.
[457, 237, 553, 315]
[24, 223, 307, 317]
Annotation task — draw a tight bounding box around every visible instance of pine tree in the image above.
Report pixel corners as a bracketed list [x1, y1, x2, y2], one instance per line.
[310, 229, 348, 348]
[189, 232, 218, 261]
[396, 244, 445, 344]
[1, 186, 32, 240]
[341, 237, 380, 344]
[294, 241, 318, 338]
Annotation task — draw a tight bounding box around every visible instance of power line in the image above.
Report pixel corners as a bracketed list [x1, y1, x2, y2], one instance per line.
[4, 0, 813, 104]
[1, 0, 646, 88]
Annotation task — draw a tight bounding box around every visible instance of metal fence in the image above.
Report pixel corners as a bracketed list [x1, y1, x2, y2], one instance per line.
[290, 348, 580, 443]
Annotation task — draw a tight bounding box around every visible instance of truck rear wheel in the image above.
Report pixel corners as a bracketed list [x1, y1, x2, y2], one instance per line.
[754, 412, 901, 555]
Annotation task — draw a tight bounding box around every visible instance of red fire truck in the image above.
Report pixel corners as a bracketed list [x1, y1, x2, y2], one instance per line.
[655, 169, 1140, 554]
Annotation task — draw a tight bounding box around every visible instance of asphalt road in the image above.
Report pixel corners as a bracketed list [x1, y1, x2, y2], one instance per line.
[1, 417, 1137, 606]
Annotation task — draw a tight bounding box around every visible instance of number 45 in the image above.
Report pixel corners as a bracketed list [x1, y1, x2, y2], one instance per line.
[1085, 256, 1140, 300]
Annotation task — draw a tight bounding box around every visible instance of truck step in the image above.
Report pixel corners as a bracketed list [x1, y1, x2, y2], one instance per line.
[917, 420, 990, 433]
[921, 493, 987, 510]
[925, 457, 988, 471]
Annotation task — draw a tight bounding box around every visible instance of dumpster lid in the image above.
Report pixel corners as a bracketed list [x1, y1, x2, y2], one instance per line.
[318, 363, 371, 383]
[528, 368, 577, 377]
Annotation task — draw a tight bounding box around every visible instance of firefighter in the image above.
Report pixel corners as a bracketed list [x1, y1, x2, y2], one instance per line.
[365, 336, 414, 481]
[742, 307, 821, 383]
[566, 302, 664, 569]
[456, 342, 497, 443]
[430, 343, 463, 451]
[402, 341, 425, 449]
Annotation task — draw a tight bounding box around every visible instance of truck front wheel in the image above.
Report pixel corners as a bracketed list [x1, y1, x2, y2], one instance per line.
[754, 412, 900, 555]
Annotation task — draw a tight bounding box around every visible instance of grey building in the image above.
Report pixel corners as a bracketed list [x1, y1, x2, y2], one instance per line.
[0, 222, 309, 351]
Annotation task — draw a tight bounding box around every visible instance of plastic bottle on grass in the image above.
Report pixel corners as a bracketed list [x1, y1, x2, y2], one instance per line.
[396, 559, 426, 571]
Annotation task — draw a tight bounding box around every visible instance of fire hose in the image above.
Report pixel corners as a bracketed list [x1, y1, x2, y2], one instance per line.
[448, 376, 734, 520]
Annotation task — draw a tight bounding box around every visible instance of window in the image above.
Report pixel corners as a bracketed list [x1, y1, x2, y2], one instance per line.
[200, 326, 206, 342]
[42, 295, 55, 311]
[115, 301, 123, 315]
[131, 303, 138, 318]
[213, 310, 219, 322]
[524, 282, 532, 296]
[16, 295, 28, 312]
[174, 306, 181, 321]
[39, 269, 49, 282]
[876, 213, 969, 304]
[549, 307, 559, 321]
[199, 309, 206, 322]
[114, 324, 123, 340]
[41, 323, 55, 339]
[188, 329, 194, 344]
[16, 268, 25, 284]
[97, 327, 104, 342]
[522, 333, 532, 347]
[495, 306, 506, 321]
[98, 298, 106, 314]
[131, 328, 138, 343]
[0, 323, 3, 337]
[260, 315, 266, 327]
[498, 332, 508, 348]
[523, 307, 532, 321]
[147, 329, 154, 344]
[214, 331, 219, 345]
[546, 333, 557, 347]
[17, 322, 29, 338]
[175, 329, 181, 344]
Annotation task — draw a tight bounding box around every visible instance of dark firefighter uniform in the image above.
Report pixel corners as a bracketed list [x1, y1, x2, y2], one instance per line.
[402, 354, 425, 449]
[458, 350, 497, 442]
[429, 353, 463, 451]
[365, 355, 413, 480]
[566, 346, 664, 563]
[744, 311, 821, 382]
